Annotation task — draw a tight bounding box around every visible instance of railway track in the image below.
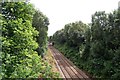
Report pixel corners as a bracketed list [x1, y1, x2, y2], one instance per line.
[49, 46, 91, 80]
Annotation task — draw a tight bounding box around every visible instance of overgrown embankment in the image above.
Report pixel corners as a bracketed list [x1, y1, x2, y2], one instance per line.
[50, 8, 120, 78]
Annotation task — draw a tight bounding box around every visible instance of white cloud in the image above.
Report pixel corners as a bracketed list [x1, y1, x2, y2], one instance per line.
[30, 0, 119, 36]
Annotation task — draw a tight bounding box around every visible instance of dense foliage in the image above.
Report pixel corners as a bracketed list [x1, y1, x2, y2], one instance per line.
[32, 10, 49, 57]
[1, 2, 59, 79]
[51, 8, 120, 78]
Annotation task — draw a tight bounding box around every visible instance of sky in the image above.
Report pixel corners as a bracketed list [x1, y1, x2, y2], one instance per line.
[30, 0, 120, 36]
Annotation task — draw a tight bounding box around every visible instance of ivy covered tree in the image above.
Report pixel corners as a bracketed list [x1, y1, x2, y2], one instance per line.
[1, 2, 59, 78]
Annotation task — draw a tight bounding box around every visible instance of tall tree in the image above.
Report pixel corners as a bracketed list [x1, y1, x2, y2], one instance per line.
[32, 10, 49, 57]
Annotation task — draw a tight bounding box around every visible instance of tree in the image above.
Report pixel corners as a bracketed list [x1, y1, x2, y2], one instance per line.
[52, 21, 88, 47]
[82, 10, 120, 78]
[32, 10, 49, 57]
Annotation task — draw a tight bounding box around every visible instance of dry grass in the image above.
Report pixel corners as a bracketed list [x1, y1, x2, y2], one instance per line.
[44, 48, 61, 75]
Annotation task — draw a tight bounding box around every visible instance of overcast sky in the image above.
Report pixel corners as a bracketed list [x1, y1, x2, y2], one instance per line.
[30, 0, 119, 36]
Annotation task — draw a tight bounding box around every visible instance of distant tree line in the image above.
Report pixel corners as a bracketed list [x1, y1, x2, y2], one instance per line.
[50, 8, 120, 78]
